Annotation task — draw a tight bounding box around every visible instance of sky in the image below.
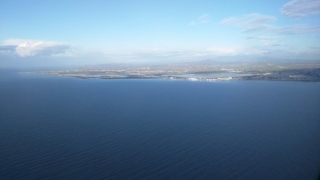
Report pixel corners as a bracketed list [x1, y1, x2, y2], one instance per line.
[1, 0, 320, 68]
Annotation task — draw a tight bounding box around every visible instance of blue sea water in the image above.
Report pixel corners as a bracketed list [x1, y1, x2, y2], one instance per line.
[1, 70, 320, 180]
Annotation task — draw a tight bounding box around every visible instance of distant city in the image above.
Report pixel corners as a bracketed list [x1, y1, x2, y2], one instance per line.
[23, 60, 320, 82]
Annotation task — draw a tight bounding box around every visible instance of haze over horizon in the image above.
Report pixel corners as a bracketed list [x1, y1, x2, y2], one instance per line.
[1, 0, 320, 68]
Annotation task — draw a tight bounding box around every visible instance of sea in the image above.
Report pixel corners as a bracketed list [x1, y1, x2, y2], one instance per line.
[1, 69, 320, 180]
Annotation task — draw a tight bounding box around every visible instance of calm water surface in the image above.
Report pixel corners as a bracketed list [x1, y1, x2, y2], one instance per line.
[1, 70, 320, 180]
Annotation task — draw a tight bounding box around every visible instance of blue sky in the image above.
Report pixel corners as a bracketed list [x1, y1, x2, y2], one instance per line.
[1, 0, 320, 67]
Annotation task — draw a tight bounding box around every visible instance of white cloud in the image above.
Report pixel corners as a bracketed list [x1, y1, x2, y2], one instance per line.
[220, 14, 276, 31]
[188, 14, 210, 26]
[205, 46, 273, 56]
[0, 45, 16, 52]
[3, 39, 70, 57]
[274, 24, 320, 34]
[221, 13, 320, 34]
[245, 36, 282, 46]
[281, 0, 320, 17]
[205, 46, 242, 56]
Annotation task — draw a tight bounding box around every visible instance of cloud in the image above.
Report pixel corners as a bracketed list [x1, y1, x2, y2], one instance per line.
[188, 14, 210, 26]
[2, 39, 70, 57]
[0, 45, 17, 61]
[0, 45, 16, 52]
[220, 14, 276, 31]
[275, 24, 320, 34]
[245, 36, 282, 46]
[281, 0, 320, 17]
[205, 46, 242, 56]
[92, 45, 260, 63]
[221, 13, 320, 34]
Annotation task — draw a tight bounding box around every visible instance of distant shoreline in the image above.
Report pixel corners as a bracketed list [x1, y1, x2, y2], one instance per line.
[21, 68, 320, 82]
[19, 60, 320, 82]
